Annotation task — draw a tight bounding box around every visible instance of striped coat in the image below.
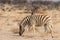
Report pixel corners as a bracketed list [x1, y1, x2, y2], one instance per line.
[19, 14, 53, 38]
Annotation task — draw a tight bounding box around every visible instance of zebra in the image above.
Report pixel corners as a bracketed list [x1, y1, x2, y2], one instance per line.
[19, 14, 53, 38]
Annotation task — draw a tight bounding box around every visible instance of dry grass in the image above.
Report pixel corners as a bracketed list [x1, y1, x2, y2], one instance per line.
[53, 19, 60, 24]
[0, 4, 60, 40]
[10, 28, 19, 34]
[36, 9, 48, 15]
[0, 28, 2, 31]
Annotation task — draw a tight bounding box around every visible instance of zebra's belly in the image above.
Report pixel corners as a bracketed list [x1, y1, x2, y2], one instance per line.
[35, 24, 42, 27]
[35, 22, 44, 27]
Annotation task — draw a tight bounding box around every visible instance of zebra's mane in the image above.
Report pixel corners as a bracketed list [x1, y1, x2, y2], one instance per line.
[19, 16, 30, 26]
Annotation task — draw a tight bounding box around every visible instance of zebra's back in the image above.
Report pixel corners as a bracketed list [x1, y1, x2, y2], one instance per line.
[30, 14, 51, 26]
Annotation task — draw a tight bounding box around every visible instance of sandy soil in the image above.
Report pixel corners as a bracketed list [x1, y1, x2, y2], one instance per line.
[0, 23, 60, 40]
[0, 4, 60, 40]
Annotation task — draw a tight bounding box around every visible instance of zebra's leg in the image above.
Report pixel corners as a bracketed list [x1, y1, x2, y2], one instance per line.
[33, 24, 36, 33]
[30, 20, 36, 35]
[19, 25, 25, 36]
[44, 23, 53, 38]
[44, 24, 48, 32]
[48, 24, 53, 38]
[29, 20, 36, 35]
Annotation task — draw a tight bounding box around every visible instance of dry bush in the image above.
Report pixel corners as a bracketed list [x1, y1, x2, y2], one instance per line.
[36, 9, 48, 15]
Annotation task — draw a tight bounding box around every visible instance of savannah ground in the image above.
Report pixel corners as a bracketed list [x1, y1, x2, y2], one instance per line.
[0, 2, 60, 40]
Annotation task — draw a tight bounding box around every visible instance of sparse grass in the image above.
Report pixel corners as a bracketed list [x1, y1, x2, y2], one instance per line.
[36, 9, 48, 15]
[53, 20, 60, 24]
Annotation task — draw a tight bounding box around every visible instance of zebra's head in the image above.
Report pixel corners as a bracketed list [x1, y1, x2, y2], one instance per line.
[19, 16, 31, 36]
[19, 23, 26, 36]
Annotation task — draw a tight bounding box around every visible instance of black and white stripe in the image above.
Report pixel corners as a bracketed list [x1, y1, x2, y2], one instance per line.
[19, 14, 53, 38]
[19, 16, 31, 36]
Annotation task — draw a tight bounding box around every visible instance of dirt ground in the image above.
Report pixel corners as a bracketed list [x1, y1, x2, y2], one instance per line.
[0, 4, 60, 40]
[0, 23, 60, 40]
